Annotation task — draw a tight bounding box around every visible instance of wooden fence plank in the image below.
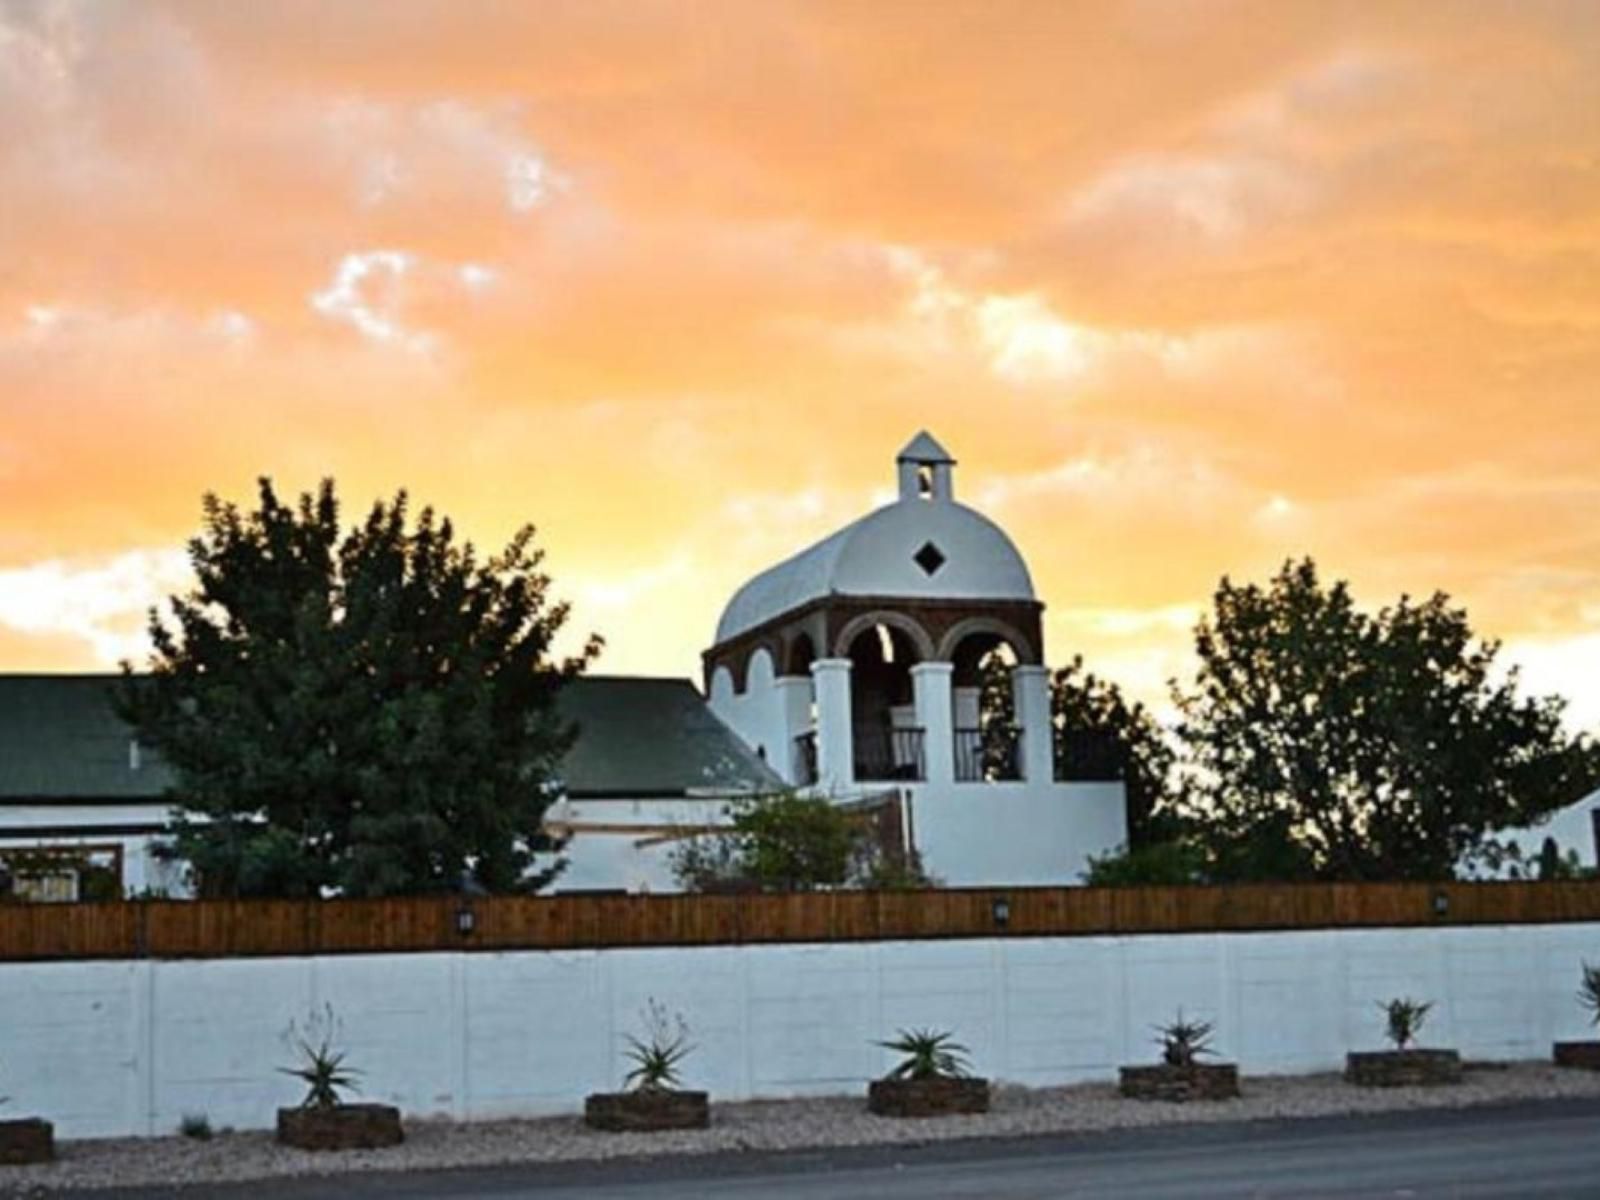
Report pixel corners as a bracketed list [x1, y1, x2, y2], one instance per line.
[6, 881, 1600, 962]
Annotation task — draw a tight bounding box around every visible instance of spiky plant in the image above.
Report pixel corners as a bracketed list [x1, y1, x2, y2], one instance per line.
[876, 1028, 971, 1080]
[1579, 963, 1600, 1029]
[278, 1003, 361, 1110]
[1380, 997, 1432, 1051]
[622, 999, 694, 1092]
[1155, 1011, 1216, 1067]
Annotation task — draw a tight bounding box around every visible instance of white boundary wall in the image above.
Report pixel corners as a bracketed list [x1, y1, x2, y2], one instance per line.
[6, 922, 1600, 1139]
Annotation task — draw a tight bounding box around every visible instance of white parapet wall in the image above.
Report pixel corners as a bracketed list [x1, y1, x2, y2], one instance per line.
[4, 921, 1599, 1139]
[909, 781, 1128, 886]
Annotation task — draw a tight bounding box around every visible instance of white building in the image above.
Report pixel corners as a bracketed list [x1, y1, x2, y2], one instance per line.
[0, 432, 1127, 896]
[696, 431, 1126, 886]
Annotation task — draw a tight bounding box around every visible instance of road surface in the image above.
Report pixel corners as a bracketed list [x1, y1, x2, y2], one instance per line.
[84, 1097, 1600, 1199]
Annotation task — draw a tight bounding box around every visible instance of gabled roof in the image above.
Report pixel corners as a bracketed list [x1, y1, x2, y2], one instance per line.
[896, 429, 955, 464]
[0, 674, 780, 802]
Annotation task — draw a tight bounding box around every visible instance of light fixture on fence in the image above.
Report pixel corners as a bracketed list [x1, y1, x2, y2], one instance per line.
[456, 904, 477, 936]
[992, 897, 1011, 929]
[1431, 891, 1450, 919]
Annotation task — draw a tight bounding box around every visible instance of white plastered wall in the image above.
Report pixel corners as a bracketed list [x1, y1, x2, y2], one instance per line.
[6, 921, 1598, 1140]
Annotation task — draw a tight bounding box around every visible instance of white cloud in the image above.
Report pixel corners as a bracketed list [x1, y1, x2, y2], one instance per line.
[310, 249, 429, 350]
[1503, 633, 1600, 733]
[309, 250, 504, 350]
[0, 548, 190, 664]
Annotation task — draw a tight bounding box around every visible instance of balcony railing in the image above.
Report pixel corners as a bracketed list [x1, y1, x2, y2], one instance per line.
[792, 731, 818, 787]
[853, 725, 925, 782]
[953, 726, 1023, 782]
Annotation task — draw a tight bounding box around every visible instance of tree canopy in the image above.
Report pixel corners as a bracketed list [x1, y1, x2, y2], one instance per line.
[120, 478, 600, 898]
[1172, 558, 1600, 882]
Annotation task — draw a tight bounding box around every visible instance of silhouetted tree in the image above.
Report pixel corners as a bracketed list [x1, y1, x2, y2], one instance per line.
[120, 478, 600, 898]
[1173, 558, 1600, 882]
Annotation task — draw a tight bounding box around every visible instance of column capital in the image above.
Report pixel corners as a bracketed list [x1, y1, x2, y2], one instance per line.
[810, 657, 853, 673]
[909, 660, 954, 678]
[1011, 663, 1050, 681]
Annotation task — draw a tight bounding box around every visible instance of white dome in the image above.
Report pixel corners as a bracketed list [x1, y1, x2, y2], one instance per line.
[714, 497, 1036, 644]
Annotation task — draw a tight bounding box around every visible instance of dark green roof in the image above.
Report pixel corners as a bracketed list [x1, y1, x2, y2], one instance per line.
[0, 674, 779, 801]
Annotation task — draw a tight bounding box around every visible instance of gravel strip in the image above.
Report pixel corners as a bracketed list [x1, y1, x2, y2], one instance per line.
[7, 1062, 1600, 1195]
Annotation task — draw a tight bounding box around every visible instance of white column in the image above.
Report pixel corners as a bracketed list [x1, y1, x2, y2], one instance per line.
[773, 676, 814, 786]
[911, 662, 954, 786]
[810, 658, 854, 791]
[1012, 665, 1054, 785]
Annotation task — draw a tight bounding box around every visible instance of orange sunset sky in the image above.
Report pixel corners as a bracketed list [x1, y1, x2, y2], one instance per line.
[1, 1, 1597, 725]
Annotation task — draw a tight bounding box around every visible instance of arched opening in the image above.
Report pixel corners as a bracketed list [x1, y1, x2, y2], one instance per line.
[785, 632, 817, 677]
[949, 631, 1024, 782]
[847, 621, 925, 780]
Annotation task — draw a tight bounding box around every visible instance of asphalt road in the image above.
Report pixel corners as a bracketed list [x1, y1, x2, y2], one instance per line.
[84, 1098, 1600, 1200]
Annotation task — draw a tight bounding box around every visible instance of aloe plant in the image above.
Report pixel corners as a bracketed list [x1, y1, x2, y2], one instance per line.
[1155, 1011, 1216, 1067]
[278, 1003, 361, 1110]
[1380, 997, 1432, 1050]
[876, 1028, 971, 1080]
[622, 999, 694, 1092]
[1579, 963, 1600, 1028]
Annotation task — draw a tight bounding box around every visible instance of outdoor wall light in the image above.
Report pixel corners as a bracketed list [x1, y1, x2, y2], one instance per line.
[456, 904, 476, 936]
[992, 897, 1011, 929]
[1431, 891, 1450, 918]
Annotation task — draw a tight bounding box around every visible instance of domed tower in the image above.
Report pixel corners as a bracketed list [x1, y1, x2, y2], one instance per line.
[704, 433, 1126, 885]
[705, 431, 1058, 794]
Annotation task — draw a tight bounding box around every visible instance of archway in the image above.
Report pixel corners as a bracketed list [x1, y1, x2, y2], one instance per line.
[845, 621, 925, 781]
[948, 629, 1025, 782]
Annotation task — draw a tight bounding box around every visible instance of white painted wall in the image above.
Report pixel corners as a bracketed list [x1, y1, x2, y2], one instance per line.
[909, 782, 1127, 887]
[7, 921, 1600, 1140]
[1472, 789, 1600, 877]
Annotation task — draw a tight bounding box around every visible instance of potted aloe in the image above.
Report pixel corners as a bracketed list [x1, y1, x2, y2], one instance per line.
[585, 1000, 709, 1131]
[1553, 962, 1600, 1069]
[867, 1028, 989, 1117]
[1119, 1011, 1240, 1101]
[275, 1005, 403, 1151]
[0, 1078, 53, 1166]
[1346, 997, 1462, 1087]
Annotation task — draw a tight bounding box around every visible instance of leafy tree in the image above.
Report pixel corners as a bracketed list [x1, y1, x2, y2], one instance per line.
[670, 792, 932, 892]
[120, 478, 600, 898]
[1173, 558, 1600, 882]
[1048, 656, 1181, 848]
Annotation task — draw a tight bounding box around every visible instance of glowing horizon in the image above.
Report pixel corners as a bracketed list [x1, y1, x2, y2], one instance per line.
[2, 2, 1598, 728]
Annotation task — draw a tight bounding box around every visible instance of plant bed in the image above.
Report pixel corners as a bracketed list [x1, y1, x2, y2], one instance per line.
[867, 1075, 990, 1117]
[1553, 1041, 1600, 1070]
[1121, 1011, 1240, 1103]
[275, 1103, 404, 1151]
[1118, 1062, 1241, 1102]
[584, 1088, 710, 1132]
[1344, 1049, 1462, 1087]
[0, 1117, 54, 1166]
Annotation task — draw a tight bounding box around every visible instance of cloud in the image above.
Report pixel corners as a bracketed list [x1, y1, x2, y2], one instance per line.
[0, 549, 189, 665]
[308, 250, 505, 351]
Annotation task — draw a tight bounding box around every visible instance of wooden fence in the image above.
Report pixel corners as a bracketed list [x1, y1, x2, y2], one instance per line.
[3, 880, 1600, 963]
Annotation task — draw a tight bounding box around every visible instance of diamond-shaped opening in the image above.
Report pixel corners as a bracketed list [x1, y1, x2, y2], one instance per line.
[913, 541, 946, 576]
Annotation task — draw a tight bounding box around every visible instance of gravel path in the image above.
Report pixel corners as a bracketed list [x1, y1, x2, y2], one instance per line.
[7, 1062, 1600, 1195]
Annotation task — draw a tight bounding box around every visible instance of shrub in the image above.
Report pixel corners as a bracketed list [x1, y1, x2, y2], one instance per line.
[622, 999, 694, 1092]
[1579, 963, 1600, 1027]
[876, 1029, 971, 1080]
[1156, 1011, 1216, 1067]
[1380, 998, 1432, 1050]
[278, 1003, 361, 1110]
[179, 1113, 213, 1140]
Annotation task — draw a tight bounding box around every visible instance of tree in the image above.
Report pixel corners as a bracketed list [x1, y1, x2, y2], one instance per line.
[120, 478, 600, 898]
[1173, 558, 1600, 882]
[669, 793, 935, 892]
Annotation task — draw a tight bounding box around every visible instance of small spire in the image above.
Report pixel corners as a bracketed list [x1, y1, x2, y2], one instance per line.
[896, 430, 956, 465]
